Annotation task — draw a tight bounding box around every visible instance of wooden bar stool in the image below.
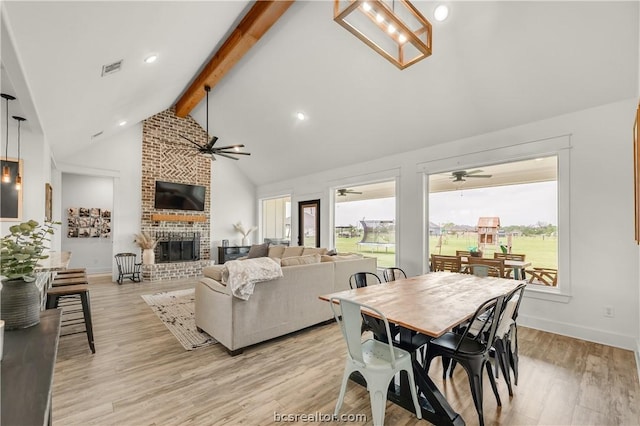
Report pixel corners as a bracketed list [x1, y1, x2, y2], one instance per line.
[55, 268, 87, 275]
[46, 284, 95, 353]
[52, 276, 88, 287]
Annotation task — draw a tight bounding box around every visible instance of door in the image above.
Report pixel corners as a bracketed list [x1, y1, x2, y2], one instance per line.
[298, 199, 320, 247]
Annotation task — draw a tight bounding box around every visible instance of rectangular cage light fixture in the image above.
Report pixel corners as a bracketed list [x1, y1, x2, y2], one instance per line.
[334, 0, 432, 70]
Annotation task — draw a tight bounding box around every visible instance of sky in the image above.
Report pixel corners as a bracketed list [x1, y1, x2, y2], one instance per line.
[334, 181, 557, 227]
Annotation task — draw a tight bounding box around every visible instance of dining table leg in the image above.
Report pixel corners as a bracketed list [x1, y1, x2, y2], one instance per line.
[392, 328, 466, 425]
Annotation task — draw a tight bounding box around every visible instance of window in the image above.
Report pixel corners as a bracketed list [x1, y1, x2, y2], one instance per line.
[428, 156, 558, 286]
[261, 196, 291, 245]
[334, 181, 396, 268]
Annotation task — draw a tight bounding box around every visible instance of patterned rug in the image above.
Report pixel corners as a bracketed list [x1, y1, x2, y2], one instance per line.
[141, 288, 217, 351]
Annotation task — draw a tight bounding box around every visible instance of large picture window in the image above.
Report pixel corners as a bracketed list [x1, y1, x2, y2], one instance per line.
[334, 181, 396, 268]
[260, 196, 291, 246]
[428, 157, 558, 286]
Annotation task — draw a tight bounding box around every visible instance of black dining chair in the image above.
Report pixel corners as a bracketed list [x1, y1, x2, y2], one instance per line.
[383, 267, 407, 282]
[423, 295, 506, 426]
[349, 271, 381, 289]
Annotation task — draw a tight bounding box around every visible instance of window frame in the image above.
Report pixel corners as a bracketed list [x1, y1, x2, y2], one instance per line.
[420, 135, 572, 303]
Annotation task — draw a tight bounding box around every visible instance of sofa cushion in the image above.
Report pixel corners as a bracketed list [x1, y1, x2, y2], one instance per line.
[302, 247, 328, 256]
[267, 245, 286, 259]
[247, 243, 269, 259]
[280, 254, 321, 266]
[282, 246, 304, 258]
[203, 265, 226, 281]
[322, 254, 364, 262]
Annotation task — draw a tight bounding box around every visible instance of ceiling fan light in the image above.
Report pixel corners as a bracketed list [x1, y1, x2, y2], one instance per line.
[2, 165, 11, 183]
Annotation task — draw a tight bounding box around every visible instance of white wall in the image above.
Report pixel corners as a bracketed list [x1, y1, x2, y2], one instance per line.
[58, 124, 142, 279]
[211, 159, 257, 263]
[257, 98, 640, 351]
[60, 173, 113, 273]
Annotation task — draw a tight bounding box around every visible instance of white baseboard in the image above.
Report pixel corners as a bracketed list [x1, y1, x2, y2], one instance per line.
[85, 267, 112, 275]
[518, 314, 637, 351]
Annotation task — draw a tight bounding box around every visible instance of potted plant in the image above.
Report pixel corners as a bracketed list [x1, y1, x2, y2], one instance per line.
[134, 231, 158, 265]
[0, 220, 58, 329]
[233, 222, 257, 246]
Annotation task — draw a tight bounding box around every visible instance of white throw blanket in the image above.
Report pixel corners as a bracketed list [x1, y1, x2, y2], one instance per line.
[222, 257, 283, 300]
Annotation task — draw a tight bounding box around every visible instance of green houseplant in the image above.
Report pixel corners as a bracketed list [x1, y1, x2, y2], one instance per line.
[1, 220, 57, 329]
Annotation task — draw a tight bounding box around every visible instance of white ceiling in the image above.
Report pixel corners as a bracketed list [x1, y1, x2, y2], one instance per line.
[1, 1, 638, 185]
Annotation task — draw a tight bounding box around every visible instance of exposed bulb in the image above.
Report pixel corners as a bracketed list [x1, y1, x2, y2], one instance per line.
[234, 146, 240, 152]
[434, 4, 449, 22]
[362, 2, 372, 12]
[376, 13, 384, 23]
[398, 34, 407, 43]
[388, 24, 396, 34]
[2, 166, 10, 183]
[14, 175, 21, 191]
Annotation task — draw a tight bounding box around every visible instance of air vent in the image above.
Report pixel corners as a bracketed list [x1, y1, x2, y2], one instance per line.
[101, 60, 123, 76]
[91, 131, 104, 139]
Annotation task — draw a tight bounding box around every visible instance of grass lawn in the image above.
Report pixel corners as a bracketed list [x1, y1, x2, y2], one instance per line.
[334, 233, 557, 270]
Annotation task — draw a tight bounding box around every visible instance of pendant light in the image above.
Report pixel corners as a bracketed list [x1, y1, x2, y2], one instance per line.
[12, 116, 26, 191]
[1, 93, 16, 183]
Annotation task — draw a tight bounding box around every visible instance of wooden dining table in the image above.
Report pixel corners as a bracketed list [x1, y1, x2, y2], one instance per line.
[319, 271, 523, 426]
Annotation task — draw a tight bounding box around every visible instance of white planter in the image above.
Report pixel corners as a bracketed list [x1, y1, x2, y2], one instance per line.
[142, 249, 155, 265]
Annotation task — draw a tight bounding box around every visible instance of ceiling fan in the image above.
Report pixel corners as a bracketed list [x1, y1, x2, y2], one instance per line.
[337, 188, 363, 196]
[179, 85, 250, 161]
[450, 170, 492, 182]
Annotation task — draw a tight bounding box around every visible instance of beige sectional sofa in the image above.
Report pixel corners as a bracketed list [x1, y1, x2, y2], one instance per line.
[195, 246, 377, 355]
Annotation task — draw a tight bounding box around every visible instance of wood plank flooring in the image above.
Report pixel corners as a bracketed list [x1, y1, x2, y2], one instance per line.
[51, 275, 640, 425]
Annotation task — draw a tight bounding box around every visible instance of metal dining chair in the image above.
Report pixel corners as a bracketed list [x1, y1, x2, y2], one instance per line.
[330, 297, 421, 426]
[349, 271, 381, 289]
[423, 295, 506, 426]
[382, 267, 407, 282]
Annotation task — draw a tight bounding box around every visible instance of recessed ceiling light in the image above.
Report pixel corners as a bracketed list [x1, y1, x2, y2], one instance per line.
[434, 4, 449, 22]
[118, 120, 127, 126]
[144, 54, 158, 64]
[296, 112, 306, 121]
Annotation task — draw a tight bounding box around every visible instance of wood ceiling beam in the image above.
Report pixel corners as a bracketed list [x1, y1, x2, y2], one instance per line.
[174, 0, 295, 117]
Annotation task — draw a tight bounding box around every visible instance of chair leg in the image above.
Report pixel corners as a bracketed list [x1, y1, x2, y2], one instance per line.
[485, 362, 502, 406]
[494, 338, 513, 396]
[334, 361, 353, 417]
[80, 291, 96, 354]
[406, 368, 422, 420]
[369, 387, 386, 426]
[460, 360, 486, 426]
[442, 357, 451, 379]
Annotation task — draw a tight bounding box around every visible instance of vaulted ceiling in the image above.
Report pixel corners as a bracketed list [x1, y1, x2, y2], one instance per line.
[1, 1, 638, 185]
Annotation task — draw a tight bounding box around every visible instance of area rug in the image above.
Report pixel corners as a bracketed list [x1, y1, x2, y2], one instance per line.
[141, 288, 217, 351]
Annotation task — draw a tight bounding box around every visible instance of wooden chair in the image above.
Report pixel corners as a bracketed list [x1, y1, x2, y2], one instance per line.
[468, 257, 506, 278]
[525, 267, 558, 286]
[114, 253, 142, 284]
[494, 253, 526, 279]
[431, 254, 462, 273]
[456, 250, 471, 257]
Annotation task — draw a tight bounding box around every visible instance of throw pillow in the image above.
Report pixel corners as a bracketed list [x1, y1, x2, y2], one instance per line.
[247, 243, 269, 259]
[280, 254, 321, 266]
[267, 245, 286, 259]
[282, 246, 304, 258]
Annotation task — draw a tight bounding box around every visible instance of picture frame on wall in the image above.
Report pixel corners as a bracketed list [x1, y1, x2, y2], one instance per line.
[45, 183, 53, 222]
[66, 206, 112, 238]
[0, 158, 23, 221]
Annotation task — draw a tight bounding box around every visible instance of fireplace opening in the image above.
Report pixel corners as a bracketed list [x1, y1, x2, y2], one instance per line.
[153, 231, 200, 263]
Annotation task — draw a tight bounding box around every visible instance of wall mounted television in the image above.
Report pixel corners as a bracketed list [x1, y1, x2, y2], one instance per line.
[154, 180, 206, 211]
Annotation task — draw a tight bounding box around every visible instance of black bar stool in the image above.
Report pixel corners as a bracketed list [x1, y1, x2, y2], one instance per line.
[46, 284, 95, 354]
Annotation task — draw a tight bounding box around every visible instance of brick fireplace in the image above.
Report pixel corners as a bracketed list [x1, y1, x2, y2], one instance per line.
[140, 107, 212, 281]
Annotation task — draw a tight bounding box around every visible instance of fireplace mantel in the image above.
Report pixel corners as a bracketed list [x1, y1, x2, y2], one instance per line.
[150, 214, 207, 223]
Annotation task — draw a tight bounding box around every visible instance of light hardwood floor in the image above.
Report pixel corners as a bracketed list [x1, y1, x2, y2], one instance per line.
[52, 275, 640, 425]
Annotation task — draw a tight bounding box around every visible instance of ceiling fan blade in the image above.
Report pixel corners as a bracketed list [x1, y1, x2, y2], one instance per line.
[466, 174, 492, 178]
[214, 144, 244, 150]
[214, 152, 240, 160]
[465, 169, 485, 175]
[179, 134, 205, 149]
[217, 151, 251, 156]
[206, 136, 219, 149]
